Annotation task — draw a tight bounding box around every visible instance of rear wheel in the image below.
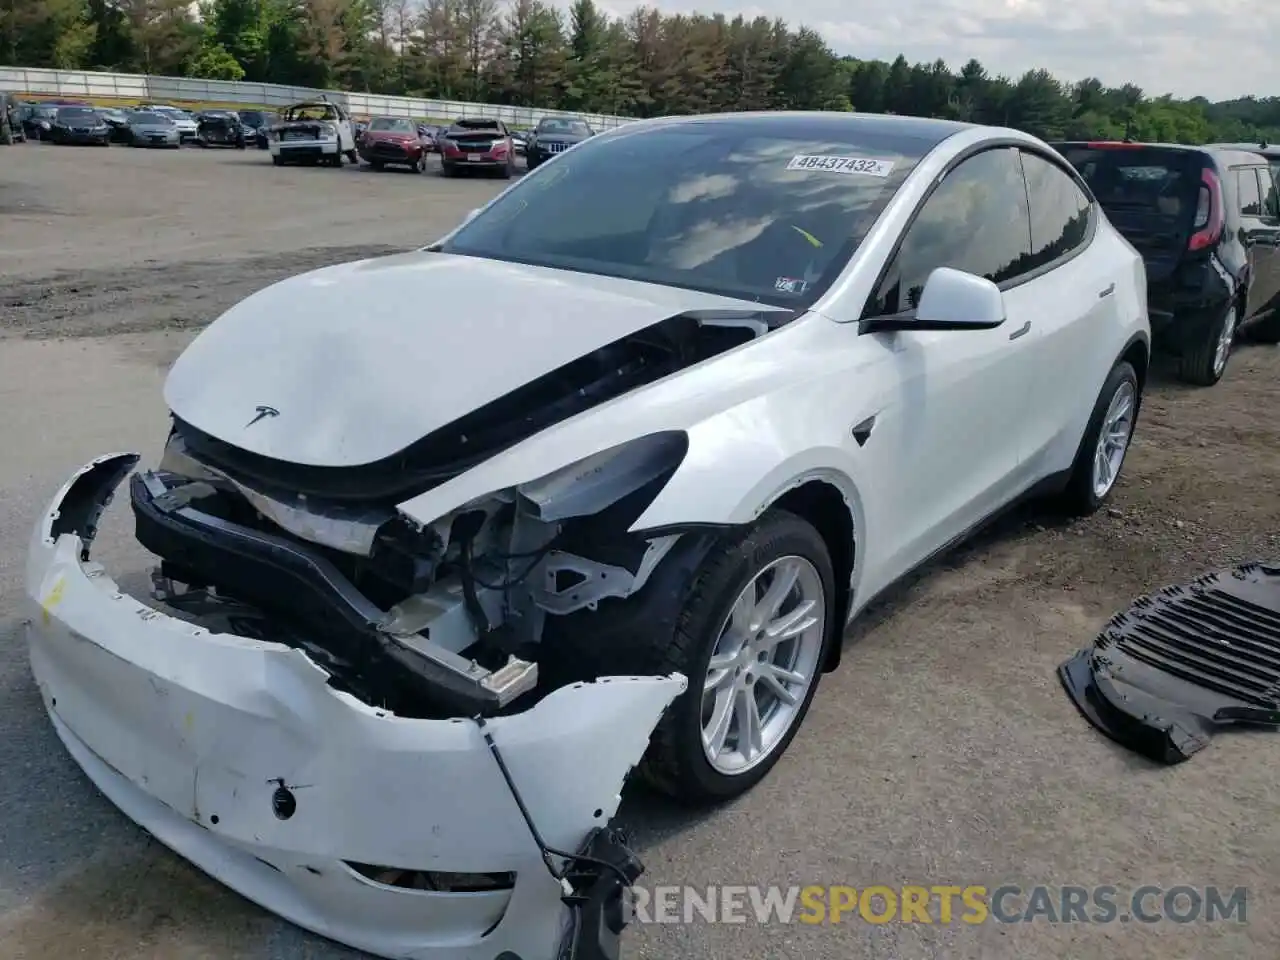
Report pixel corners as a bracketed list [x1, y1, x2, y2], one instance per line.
[1056, 360, 1139, 516]
[345, 148, 358, 164]
[1178, 302, 1236, 386]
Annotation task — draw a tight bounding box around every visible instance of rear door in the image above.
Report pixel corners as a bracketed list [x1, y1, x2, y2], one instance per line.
[1238, 164, 1280, 319]
[1015, 149, 1126, 476]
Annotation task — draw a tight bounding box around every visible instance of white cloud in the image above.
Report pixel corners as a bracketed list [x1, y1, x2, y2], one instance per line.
[576, 0, 1278, 101]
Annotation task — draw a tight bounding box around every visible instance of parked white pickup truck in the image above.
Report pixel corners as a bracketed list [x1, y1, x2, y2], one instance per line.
[268, 99, 358, 167]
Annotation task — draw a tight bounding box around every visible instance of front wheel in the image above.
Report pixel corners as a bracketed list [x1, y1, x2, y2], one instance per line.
[639, 510, 836, 803]
[271, 154, 284, 166]
[414, 153, 427, 174]
[1178, 302, 1236, 386]
[1056, 359, 1139, 516]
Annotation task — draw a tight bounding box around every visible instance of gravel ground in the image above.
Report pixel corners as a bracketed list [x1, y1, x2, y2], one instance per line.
[1, 143, 1279, 960]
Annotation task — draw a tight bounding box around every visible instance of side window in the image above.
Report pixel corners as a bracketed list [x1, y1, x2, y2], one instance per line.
[871, 147, 1031, 316]
[1020, 151, 1092, 269]
[1237, 168, 1262, 216]
[1257, 165, 1279, 220]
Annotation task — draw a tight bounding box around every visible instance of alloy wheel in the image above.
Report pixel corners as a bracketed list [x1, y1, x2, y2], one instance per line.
[1092, 379, 1136, 499]
[701, 556, 825, 775]
[1213, 305, 1237, 378]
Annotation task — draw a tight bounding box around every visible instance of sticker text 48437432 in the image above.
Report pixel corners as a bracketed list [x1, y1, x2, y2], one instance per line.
[787, 155, 895, 177]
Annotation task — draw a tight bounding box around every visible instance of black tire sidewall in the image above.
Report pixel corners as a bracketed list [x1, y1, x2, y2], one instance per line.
[652, 510, 837, 802]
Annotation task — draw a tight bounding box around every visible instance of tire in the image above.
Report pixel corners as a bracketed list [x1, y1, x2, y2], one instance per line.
[271, 155, 284, 166]
[369, 159, 383, 171]
[616, 510, 838, 804]
[345, 149, 358, 164]
[440, 161, 455, 177]
[1178, 302, 1237, 386]
[1055, 360, 1140, 517]
[414, 154, 426, 174]
[501, 157, 513, 179]
[328, 153, 342, 167]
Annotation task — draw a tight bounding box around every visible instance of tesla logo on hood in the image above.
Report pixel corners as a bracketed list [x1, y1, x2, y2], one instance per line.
[246, 404, 280, 427]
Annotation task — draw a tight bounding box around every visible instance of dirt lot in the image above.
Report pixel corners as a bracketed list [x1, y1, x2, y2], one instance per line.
[1, 143, 1279, 960]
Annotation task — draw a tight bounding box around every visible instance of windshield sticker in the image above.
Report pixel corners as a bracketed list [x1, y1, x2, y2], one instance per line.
[775, 276, 808, 294]
[787, 155, 895, 177]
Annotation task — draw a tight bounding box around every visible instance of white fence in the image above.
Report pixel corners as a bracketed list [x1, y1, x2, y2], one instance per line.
[0, 66, 634, 129]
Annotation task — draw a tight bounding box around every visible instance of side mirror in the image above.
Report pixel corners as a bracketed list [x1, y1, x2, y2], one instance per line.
[866, 267, 1006, 332]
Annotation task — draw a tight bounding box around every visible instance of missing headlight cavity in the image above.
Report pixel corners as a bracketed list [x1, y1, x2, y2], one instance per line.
[345, 862, 516, 892]
[136, 410, 702, 720]
[1059, 560, 1280, 763]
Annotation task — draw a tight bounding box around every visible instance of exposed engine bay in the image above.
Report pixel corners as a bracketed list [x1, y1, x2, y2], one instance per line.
[132, 310, 784, 719]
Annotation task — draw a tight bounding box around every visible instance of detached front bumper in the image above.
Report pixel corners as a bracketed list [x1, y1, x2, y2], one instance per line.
[25, 454, 686, 960]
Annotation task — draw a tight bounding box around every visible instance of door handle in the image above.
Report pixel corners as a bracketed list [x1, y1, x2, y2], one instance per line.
[1008, 320, 1031, 341]
[1098, 283, 1115, 298]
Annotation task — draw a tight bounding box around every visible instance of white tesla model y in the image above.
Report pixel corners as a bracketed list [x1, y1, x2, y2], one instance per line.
[26, 112, 1148, 960]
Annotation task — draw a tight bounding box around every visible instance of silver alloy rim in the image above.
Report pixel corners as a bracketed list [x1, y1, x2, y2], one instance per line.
[701, 556, 825, 775]
[1092, 379, 1136, 498]
[1213, 306, 1237, 377]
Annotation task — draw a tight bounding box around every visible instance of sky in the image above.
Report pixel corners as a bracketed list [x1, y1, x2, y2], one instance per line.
[592, 0, 1279, 103]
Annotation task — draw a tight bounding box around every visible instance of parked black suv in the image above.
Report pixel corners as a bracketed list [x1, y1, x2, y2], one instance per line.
[1053, 141, 1280, 384]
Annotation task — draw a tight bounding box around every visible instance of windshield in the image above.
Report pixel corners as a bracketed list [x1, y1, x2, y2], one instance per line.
[369, 117, 414, 133]
[439, 120, 924, 307]
[285, 104, 340, 122]
[453, 119, 501, 131]
[129, 111, 173, 125]
[537, 119, 591, 137]
[238, 111, 265, 125]
[57, 108, 98, 123]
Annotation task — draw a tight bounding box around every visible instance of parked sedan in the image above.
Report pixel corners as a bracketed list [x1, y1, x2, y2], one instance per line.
[124, 111, 181, 148]
[47, 106, 110, 146]
[357, 116, 428, 172]
[196, 110, 246, 148]
[235, 110, 270, 149]
[22, 104, 58, 140]
[525, 117, 594, 170]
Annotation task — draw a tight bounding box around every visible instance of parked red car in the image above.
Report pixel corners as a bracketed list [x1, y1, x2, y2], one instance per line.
[357, 116, 428, 173]
[438, 118, 515, 179]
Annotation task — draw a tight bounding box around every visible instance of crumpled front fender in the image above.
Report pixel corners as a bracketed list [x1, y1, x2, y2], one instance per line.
[25, 454, 687, 960]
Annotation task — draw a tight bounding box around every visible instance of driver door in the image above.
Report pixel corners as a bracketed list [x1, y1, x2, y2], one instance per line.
[859, 147, 1039, 586]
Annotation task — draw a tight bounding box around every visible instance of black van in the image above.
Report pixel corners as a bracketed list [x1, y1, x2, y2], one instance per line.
[1052, 141, 1280, 385]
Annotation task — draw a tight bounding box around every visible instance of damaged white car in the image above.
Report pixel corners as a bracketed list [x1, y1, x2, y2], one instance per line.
[27, 112, 1149, 959]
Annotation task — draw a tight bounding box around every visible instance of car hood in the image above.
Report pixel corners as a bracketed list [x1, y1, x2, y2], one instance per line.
[164, 251, 771, 468]
[363, 131, 417, 142]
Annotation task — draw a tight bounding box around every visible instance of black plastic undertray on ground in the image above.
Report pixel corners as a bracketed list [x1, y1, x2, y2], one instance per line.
[1058, 560, 1280, 763]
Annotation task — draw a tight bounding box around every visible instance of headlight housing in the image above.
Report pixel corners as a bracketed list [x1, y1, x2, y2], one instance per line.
[514, 432, 689, 524]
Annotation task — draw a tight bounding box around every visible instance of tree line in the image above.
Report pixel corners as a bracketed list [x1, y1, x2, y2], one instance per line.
[4, 0, 1279, 142]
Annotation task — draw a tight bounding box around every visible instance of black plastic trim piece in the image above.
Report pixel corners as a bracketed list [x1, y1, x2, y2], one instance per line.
[1058, 560, 1280, 763]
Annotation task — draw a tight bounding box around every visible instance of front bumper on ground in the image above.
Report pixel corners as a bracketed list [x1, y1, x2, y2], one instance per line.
[25, 454, 687, 960]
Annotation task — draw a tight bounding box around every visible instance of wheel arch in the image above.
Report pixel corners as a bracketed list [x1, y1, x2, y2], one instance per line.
[1118, 331, 1150, 399]
[767, 478, 858, 674]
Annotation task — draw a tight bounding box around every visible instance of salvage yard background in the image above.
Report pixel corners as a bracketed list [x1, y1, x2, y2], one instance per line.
[2, 146, 1280, 960]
